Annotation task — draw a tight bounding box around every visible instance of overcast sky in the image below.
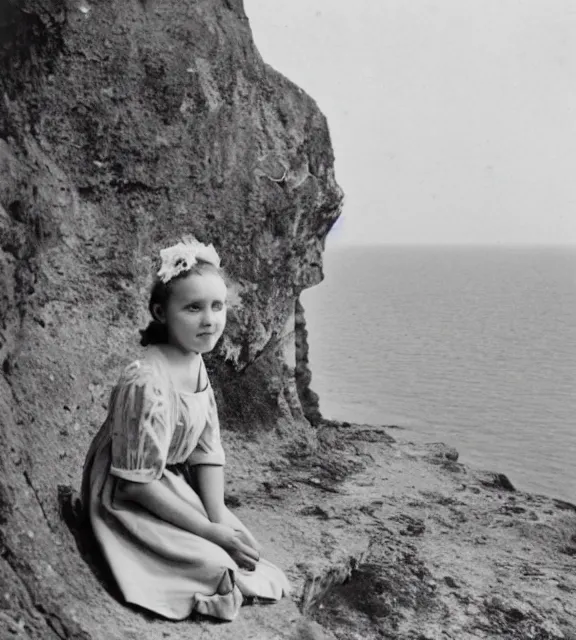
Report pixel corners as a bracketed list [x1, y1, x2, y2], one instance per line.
[245, 0, 576, 246]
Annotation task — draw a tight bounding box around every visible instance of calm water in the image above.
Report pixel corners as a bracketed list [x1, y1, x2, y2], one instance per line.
[301, 245, 576, 502]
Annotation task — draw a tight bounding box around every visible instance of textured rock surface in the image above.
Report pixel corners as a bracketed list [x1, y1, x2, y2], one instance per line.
[0, 0, 341, 638]
[297, 428, 576, 640]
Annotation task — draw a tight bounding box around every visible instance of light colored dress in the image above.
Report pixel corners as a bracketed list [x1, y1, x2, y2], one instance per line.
[81, 344, 289, 621]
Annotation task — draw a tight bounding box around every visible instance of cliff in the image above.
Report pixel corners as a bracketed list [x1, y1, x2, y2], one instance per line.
[0, 2, 575, 640]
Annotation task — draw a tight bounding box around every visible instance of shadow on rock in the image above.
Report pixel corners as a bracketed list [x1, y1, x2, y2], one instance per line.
[57, 484, 123, 603]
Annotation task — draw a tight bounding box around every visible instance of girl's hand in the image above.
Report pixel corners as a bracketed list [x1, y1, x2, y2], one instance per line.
[207, 523, 260, 571]
[214, 506, 263, 555]
[235, 527, 262, 555]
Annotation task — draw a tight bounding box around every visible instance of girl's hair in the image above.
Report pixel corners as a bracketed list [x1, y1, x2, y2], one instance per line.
[139, 260, 226, 346]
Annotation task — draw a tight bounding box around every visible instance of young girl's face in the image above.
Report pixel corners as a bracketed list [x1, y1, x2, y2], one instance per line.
[161, 272, 227, 354]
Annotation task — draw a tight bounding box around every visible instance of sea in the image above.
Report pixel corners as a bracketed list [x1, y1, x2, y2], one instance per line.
[300, 245, 576, 503]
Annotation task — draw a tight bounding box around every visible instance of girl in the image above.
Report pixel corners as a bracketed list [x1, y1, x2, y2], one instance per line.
[81, 236, 290, 621]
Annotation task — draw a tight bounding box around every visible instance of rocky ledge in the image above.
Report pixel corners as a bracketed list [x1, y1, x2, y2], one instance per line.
[49, 421, 576, 640]
[223, 422, 576, 640]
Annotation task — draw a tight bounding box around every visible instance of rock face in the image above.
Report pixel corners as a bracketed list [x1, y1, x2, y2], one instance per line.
[0, 1, 341, 638]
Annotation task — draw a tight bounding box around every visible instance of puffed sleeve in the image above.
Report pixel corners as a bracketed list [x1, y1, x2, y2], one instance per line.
[108, 360, 173, 483]
[187, 385, 226, 466]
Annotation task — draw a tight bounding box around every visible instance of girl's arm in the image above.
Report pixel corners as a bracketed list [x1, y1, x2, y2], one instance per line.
[195, 463, 226, 523]
[117, 477, 212, 537]
[195, 464, 261, 553]
[116, 478, 259, 568]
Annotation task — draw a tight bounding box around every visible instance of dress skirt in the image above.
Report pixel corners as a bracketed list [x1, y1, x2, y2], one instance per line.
[82, 432, 290, 621]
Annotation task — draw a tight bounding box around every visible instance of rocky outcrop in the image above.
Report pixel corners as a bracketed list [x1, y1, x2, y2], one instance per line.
[0, 1, 341, 638]
[299, 431, 576, 640]
[219, 424, 576, 640]
[294, 298, 322, 426]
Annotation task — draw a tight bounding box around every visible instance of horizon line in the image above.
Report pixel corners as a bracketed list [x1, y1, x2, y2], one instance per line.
[326, 241, 576, 248]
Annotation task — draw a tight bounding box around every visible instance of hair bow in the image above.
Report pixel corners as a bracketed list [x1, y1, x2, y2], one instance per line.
[156, 235, 221, 283]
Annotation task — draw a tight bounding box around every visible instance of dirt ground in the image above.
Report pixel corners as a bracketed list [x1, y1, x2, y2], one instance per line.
[2, 419, 575, 640]
[155, 421, 576, 640]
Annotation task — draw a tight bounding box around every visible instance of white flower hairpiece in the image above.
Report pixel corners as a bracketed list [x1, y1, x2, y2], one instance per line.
[156, 235, 221, 284]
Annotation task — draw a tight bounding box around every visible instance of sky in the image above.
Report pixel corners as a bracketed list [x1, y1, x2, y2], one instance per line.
[244, 0, 576, 246]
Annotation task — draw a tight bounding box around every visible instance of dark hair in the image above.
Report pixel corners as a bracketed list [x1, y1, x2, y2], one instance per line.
[139, 260, 226, 346]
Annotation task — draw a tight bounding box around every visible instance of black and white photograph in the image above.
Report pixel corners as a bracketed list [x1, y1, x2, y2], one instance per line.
[0, 1, 574, 638]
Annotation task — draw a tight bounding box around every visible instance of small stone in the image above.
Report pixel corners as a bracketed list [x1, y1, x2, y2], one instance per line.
[478, 471, 516, 492]
[300, 505, 330, 519]
[224, 494, 241, 508]
[269, 459, 289, 471]
[444, 575, 459, 589]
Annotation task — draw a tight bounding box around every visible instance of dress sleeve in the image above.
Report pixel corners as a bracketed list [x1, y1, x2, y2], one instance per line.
[109, 360, 173, 483]
[187, 385, 226, 466]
